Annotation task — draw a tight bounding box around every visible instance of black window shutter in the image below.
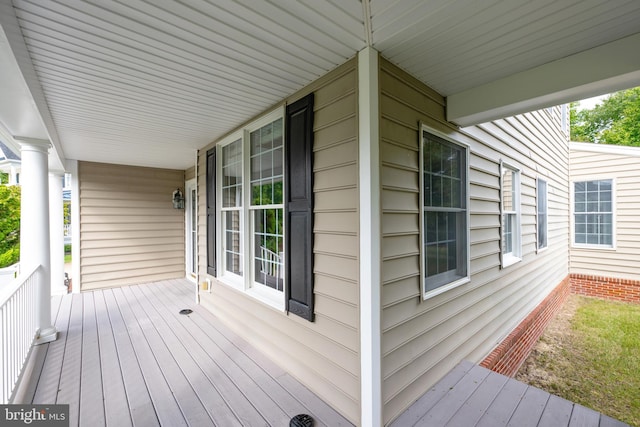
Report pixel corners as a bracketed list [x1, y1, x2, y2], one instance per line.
[285, 93, 314, 321]
[206, 148, 217, 276]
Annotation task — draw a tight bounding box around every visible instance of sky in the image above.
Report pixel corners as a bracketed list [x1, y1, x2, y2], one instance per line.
[576, 94, 608, 110]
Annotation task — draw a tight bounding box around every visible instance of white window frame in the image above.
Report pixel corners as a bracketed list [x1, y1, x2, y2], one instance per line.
[216, 107, 286, 310]
[217, 132, 245, 291]
[536, 177, 548, 252]
[419, 125, 471, 300]
[500, 162, 521, 267]
[571, 178, 616, 250]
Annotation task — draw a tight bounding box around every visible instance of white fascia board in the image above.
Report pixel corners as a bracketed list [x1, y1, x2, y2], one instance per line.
[570, 141, 640, 157]
[447, 32, 640, 127]
[358, 46, 382, 427]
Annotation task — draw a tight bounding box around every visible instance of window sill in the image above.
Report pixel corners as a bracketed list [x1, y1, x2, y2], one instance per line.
[247, 285, 285, 312]
[501, 254, 522, 268]
[571, 244, 616, 251]
[423, 276, 470, 301]
[216, 274, 285, 311]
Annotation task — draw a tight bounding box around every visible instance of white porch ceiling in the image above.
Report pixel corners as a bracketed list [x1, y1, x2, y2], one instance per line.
[0, 0, 639, 170]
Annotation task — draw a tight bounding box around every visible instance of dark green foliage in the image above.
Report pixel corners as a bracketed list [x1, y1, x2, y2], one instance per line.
[571, 87, 640, 146]
[0, 185, 20, 268]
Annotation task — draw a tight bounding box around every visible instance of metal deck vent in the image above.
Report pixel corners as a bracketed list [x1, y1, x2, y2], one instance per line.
[290, 414, 313, 427]
[179, 309, 193, 315]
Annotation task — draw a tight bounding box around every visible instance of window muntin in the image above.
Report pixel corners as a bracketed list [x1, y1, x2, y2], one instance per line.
[537, 179, 548, 250]
[249, 118, 284, 292]
[501, 164, 521, 266]
[574, 179, 613, 247]
[422, 131, 469, 296]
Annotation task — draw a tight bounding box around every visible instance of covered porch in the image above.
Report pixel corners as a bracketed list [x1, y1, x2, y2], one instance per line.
[10, 278, 630, 426]
[14, 279, 352, 427]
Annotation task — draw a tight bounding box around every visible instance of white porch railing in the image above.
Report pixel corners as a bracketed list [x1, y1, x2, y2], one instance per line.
[0, 265, 40, 403]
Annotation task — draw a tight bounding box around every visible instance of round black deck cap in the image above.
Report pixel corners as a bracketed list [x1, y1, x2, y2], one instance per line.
[179, 309, 193, 315]
[290, 414, 314, 427]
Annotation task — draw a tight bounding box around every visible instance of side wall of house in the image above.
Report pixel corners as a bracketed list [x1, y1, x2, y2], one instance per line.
[197, 59, 360, 423]
[78, 161, 185, 290]
[379, 59, 570, 424]
[570, 145, 640, 280]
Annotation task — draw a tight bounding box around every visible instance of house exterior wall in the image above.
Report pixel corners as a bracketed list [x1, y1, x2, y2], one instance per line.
[196, 59, 360, 423]
[78, 161, 185, 290]
[378, 59, 570, 424]
[569, 142, 640, 280]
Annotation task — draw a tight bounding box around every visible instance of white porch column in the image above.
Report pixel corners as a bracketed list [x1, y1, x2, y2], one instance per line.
[19, 139, 57, 344]
[359, 47, 382, 427]
[49, 171, 66, 295]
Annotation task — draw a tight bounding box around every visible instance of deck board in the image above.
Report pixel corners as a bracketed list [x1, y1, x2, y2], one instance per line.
[79, 293, 106, 427]
[393, 362, 630, 427]
[32, 293, 72, 404]
[102, 289, 159, 427]
[93, 290, 133, 427]
[19, 279, 352, 427]
[112, 286, 188, 427]
[56, 294, 83, 425]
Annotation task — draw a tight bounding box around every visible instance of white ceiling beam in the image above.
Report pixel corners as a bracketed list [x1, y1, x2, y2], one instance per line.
[446, 32, 640, 127]
[0, 0, 66, 172]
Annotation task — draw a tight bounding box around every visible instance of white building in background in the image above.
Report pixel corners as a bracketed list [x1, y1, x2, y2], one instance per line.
[0, 140, 20, 185]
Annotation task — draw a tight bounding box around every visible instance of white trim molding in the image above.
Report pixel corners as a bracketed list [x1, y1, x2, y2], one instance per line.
[358, 46, 382, 427]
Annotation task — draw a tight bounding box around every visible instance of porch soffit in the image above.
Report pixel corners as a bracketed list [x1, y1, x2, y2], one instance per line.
[0, 0, 639, 170]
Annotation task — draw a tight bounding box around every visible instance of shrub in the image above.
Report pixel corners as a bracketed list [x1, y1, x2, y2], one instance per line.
[0, 185, 20, 268]
[0, 246, 19, 268]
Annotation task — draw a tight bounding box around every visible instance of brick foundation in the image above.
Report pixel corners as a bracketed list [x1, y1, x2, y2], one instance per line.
[570, 273, 640, 303]
[480, 276, 571, 377]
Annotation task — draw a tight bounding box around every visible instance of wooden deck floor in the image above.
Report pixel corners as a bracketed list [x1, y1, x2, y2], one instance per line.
[390, 360, 629, 427]
[17, 279, 353, 427]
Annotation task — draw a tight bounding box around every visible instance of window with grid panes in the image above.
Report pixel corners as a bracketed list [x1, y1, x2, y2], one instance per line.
[422, 131, 469, 294]
[573, 179, 613, 247]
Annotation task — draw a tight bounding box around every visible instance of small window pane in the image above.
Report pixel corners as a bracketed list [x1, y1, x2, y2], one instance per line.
[250, 119, 284, 207]
[254, 208, 284, 291]
[222, 140, 243, 208]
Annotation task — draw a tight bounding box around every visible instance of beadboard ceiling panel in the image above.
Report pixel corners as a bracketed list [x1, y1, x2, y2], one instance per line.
[8, 0, 366, 169]
[1, 0, 639, 169]
[373, 0, 640, 95]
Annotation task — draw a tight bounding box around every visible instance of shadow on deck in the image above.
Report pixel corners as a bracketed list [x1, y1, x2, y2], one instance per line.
[15, 279, 352, 427]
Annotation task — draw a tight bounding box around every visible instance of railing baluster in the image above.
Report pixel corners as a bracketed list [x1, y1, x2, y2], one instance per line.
[0, 265, 42, 403]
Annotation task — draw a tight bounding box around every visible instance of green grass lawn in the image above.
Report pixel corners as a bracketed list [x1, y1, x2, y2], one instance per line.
[519, 296, 640, 426]
[64, 254, 71, 263]
[569, 298, 640, 426]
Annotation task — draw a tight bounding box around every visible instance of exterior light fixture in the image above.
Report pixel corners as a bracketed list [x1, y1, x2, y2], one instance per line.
[172, 188, 185, 209]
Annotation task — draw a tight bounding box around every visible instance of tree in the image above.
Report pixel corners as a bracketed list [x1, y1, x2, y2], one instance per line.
[571, 87, 640, 146]
[0, 185, 20, 267]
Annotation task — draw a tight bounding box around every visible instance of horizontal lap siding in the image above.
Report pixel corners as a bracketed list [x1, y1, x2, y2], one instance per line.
[570, 148, 640, 279]
[79, 161, 185, 290]
[379, 60, 569, 424]
[197, 60, 360, 424]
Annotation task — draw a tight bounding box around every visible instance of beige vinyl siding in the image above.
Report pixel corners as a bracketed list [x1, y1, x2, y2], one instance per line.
[79, 161, 186, 290]
[185, 165, 195, 181]
[379, 59, 570, 424]
[197, 59, 360, 424]
[570, 144, 640, 279]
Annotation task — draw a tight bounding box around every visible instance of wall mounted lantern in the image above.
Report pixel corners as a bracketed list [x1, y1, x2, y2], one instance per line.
[172, 188, 185, 209]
